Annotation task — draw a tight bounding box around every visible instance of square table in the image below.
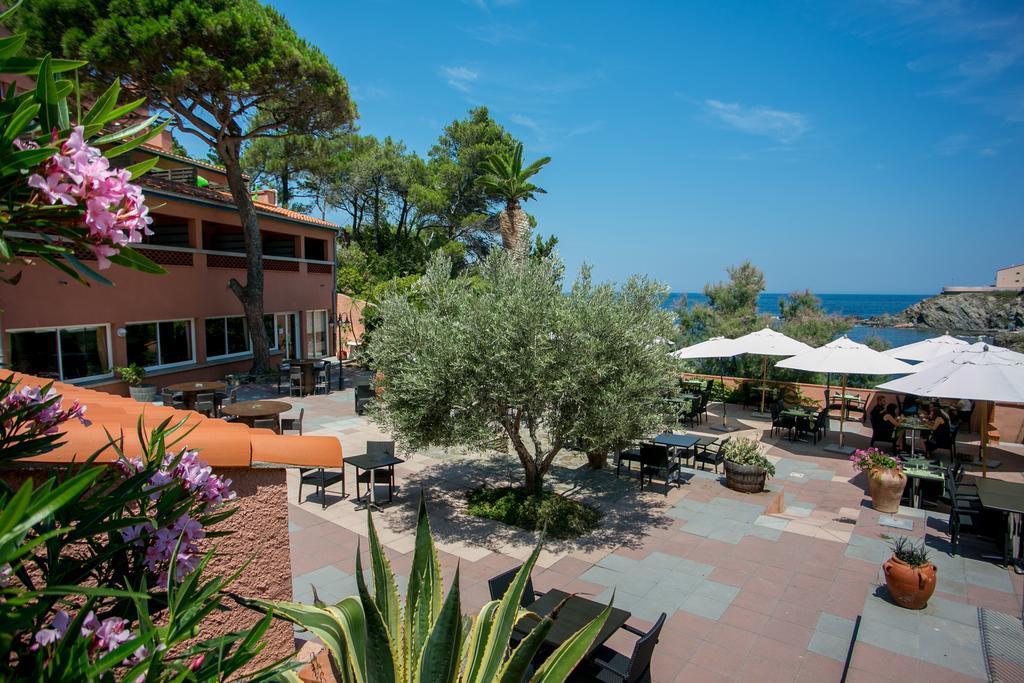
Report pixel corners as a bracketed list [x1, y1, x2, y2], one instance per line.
[974, 478, 1024, 566]
[346, 452, 404, 511]
[653, 432, 700, 468]
[514, 589, 631, 656]
[900, 462, 945, 508]
[898, 418, 932, 456]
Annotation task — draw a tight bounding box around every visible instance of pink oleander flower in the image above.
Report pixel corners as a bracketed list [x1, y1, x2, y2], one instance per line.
[32, 610, 70, 650]
[2, 386, 89, 434]
[28, 125, 153, 269]
[0, 563, 11, 587]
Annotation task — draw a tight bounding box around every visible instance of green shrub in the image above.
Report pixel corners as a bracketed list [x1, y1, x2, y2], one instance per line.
[722, 438, 776, 477]
[466, 487, 601, 539]
[114, 363, 146, 386]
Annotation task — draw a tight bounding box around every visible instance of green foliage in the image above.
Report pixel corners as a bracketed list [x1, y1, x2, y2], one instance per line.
[465, 487, 601, 539]
[722, 438, 775, 477]
[677, 261, 771, 345]
[475, 141, 551, 207]
[113, 363, 146, 386]
[887, 536, 931, 567]
[369, 251, 677, 492]
[251, 498, 609, 682]
[778, 289, 851, 348]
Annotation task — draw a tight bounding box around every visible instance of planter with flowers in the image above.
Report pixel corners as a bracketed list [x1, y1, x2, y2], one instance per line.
[723, 438, 775, 493]
[883, 536, 937, 609]
[851, 447, 906, 513]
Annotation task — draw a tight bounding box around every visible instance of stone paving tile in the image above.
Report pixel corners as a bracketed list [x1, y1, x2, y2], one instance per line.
[277, 399, 1024, 681]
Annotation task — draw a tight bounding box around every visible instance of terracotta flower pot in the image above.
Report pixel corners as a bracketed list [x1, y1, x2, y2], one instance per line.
[882, 555, 937, 609]
[867, 468, 906, 513]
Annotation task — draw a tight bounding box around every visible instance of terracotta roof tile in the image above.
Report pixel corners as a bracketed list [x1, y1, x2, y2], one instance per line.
[3, 372, 343, 469]
[138, 175, 339, 230]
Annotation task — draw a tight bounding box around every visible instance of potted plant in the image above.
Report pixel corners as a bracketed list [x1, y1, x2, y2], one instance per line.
[723, 438, 775, 493]
[115, 363, 157, 403]
[851, 447, 906, 513]
[882, 536, 937, 609]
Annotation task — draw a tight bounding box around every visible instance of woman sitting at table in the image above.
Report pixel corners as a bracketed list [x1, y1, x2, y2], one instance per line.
[924, 405, 953, 458]
[872, 402, 903, 452]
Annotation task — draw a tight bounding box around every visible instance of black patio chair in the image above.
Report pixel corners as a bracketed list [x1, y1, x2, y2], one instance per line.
[570, 612, 666, 683]
[639, 443, 677, 495]
[281, 408, 304, 435]
[807, 409, 830, 445]
[355, 383, 374, 414]
[194, 392, 216, 417]
[298, 448, 346, 509]
[616, 447, 643, 478]
[770, 402, 794, 438]
[693, 437, 730, 473]
[354, 441, 398, 501]
[276, 362, 291, 394]
[486, 565, 542, 608]
[160, 388, 184, 409]
[682, 399, 701, 428]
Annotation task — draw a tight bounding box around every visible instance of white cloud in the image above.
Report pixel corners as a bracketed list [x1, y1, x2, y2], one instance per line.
[567, 120, 604, 137]
[440, 66, 479, 92]
[936, 133, 1007, 157]
[703, 99, 809, 143]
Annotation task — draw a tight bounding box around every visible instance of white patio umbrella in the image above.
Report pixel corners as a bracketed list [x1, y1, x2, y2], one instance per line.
[729, 328, 814, 414]
[670, 336, 741, 431]
[884, 334, 970, 362]
[776, 336, 917, 453]
[876, 345, 1024, 475]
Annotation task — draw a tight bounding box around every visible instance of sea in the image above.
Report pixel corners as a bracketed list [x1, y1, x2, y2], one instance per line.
[664, 292, 986, 348]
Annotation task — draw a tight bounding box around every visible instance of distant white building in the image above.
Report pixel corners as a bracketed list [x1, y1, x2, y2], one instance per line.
[996, 263, 1024, 288]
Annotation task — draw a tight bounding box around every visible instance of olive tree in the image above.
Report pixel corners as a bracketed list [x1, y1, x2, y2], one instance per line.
[369, 252, 677, 494]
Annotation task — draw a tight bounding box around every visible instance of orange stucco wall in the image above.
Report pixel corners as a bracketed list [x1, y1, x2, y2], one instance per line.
[0, 191, 337, 389]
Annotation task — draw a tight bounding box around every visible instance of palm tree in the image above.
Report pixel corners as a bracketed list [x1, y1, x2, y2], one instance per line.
[475, 142, 551, 259]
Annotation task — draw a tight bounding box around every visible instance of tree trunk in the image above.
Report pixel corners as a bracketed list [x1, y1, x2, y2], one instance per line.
[217, 138, 271, 373]
[501, 199, 531, 261]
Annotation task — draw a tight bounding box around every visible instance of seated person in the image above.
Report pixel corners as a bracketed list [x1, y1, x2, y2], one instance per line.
[871, 401, 902, 451]
[924, 406, 953, 457]
[901, 394, 919, 416]
[870, 396, 887, 425]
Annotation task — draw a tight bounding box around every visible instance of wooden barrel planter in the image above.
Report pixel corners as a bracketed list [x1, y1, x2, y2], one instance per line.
[724, 460, 767, 493]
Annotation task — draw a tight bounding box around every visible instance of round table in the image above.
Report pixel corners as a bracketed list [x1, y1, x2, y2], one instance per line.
[220, 400, 292, 431]
[164, 380, 227, 408]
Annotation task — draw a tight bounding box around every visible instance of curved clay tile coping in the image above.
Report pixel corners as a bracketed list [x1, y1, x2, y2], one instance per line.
[2, 372, 342, 469]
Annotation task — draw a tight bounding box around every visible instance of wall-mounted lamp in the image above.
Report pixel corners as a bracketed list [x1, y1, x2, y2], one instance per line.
[116, 327, 127, 338]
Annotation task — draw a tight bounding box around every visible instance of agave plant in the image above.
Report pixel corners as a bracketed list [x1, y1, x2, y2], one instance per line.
[252, 498, 610, 682]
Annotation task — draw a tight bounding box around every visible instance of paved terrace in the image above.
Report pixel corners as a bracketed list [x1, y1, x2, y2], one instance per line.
[241, 375, 1024, 682]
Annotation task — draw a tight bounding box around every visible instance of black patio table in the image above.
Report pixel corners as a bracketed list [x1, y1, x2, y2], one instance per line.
[346, 452, 404, 511]
[974, 478, 1024, 567]
[514, 589, 631, 656]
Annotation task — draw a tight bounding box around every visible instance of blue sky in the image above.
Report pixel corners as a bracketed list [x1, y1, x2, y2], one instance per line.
[256, 0, 1024, 294]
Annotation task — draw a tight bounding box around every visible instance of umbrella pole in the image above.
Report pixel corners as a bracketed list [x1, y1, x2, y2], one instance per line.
[981, 400, 989, 478]
[838, 373, 848, 448]
[759, 357, 768, 413]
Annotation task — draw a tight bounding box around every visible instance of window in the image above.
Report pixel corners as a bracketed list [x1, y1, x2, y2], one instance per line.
[261, 313, 295, 353]
[125, 320, 194, 369]
[204, 316, 250, 359]
[9, 325, 111, 381]
[305, 309, 329, 357]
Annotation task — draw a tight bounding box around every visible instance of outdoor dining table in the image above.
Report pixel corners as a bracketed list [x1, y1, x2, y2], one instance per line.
[165, 380, 227, 409]
[513, 589, 631, 657]
[220, 400, 292, 431]
[974, 478, 1024, 568]
[897, 417, 932, 456]
[899, 458, 945, 508]
[666, 393, 699, 403]
[346, 452, 405, 511]
[781, 407, 817, 441]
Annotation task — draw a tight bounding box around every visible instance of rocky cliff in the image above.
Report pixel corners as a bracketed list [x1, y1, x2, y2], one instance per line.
[870, 291, 1024, 332]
